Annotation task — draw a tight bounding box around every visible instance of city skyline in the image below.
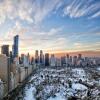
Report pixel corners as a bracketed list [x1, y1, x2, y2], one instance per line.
[0, 0, 100, 55]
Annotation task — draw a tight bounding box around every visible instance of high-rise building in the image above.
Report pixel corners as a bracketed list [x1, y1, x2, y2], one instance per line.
[9, 51, 13, 63]
[31, 57, 35, 65]
[66, 54, 70, 66]
[40, 50, 43, 64]
[69, 56, 72, 65]
[21, 54, 24, 64]
[0, 55, 10, 92]
[56, 58, 61, 67]
[1, 45, 9, 57]
[27, 53, 30, 65]
[78, 54, 82, 60]
[45, 53, 49, 66]
[35, 50, 39, 64]
[23, 55, 29, 67]
[13, 35, 19, 58]
[61, 56, 66, 66]
[50, 54, 56, 67]
[72, 56, 77, 66]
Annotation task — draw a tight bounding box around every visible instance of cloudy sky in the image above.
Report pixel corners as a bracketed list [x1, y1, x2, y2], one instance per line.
[0, 0, 100, 54]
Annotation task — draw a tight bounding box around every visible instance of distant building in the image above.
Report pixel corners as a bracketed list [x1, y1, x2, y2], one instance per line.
[78, 54, 82, 60]
[1, 45, 9, 57]
[35, 50, 39, 64]
[69, 56, 72, 65]
[13, 35, 19, 58]
[50, 54, 56, 67]
[56, 58, 61, 67]
[66, 54, 70, 66]
[9, 51, 13, 63]
[61, 56, 66, 66]
[31, 57, 35, 65]
[72, 56, 78, 66]
[23, 55, 29, 67]
[45, 53, 49, 66]
[40, 50, 44, 65]
[20, 54, 24, 64]
[27, 53, 30, 65]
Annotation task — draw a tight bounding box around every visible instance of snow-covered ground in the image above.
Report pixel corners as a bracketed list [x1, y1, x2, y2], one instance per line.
[47, 93, 65, 100]
[24, 85, 36, 100]
[97, 67, 100, 71]
[72, 68, 87, 82]
[16, 67, 100, 100]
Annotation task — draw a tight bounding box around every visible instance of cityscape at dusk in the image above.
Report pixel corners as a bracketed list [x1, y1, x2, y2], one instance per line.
[0, 0, 100, 100]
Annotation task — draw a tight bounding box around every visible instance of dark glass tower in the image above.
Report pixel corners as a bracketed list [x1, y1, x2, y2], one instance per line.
[40, 50, 43, 64]
[35, 50, 39, 64]
[13, 35, 19, 58]
[45, 53, 49, 66]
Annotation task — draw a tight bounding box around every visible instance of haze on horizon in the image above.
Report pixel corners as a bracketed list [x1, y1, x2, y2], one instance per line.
[0, 0, 100, 55]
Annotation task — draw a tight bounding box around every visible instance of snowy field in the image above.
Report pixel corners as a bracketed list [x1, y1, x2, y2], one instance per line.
[16, 67, 100, 100]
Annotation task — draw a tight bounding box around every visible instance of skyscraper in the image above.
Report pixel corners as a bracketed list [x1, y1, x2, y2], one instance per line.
[40, 50, 43, 64]
[45, 53, 49, 66]
[9, 51, 13, 63]
[61, 56, 66, 66]
[66, 54, 70, 66]
[1, 45, 9, 57]
[35, 50, 39, 64]
[72, 56, 77, 66]
[78, 54, 82, 60]
[13, 35, 19, 58]
[50, 54, 56, 67]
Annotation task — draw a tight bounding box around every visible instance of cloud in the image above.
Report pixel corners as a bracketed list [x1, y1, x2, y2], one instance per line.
[5, 21, 27, 39]
[35, 27, 62, 36]
[63, 0, 100, 18]
[0, 0, 63, 25]
[95, 32, 100, 36]
[18, 36, 68, 53]
[0, 0, 33, 25]
[2, 24, 64, 51]
[32, 0, 62, 24]
[90, 11, 100, 18]
[74, 43, 82, 48]
[73, 42, 100, 51]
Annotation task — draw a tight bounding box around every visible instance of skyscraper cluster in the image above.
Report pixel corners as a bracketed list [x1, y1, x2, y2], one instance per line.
[1, 35, 100, 67]
[1, 35, 19, 62]
[34, 50, 49, 66]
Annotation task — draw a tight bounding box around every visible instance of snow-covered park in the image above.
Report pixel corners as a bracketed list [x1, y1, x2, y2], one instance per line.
[15, 67, 100, 100]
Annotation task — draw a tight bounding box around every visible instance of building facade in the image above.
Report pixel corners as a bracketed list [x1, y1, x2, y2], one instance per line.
[1, 45, 9, 57]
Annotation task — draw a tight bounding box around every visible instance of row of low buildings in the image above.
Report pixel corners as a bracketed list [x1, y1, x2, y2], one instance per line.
[0, 35, 36, 99]
[0, 54, 35, 99]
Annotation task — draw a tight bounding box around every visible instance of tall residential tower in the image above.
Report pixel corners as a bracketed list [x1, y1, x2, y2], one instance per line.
[13, 35, 19, 58]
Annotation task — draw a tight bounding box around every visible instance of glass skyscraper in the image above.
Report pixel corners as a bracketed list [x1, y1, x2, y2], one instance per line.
[13, 35, 19, 58]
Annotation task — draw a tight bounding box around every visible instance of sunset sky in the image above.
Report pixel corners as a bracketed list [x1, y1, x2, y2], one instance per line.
[0, 0, 100, 55]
